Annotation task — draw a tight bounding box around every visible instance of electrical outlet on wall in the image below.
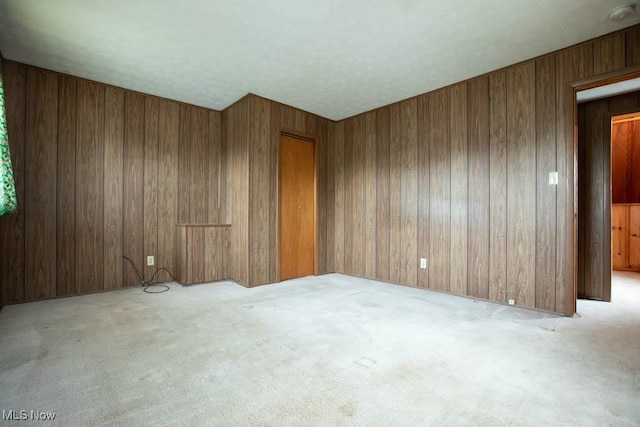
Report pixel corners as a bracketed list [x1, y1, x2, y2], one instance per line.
[147, 255, 155, 266]
[420, 258, 427, 269]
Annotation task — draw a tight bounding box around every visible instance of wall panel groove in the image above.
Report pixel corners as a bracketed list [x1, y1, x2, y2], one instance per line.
[506, 63, 536, 308]
[489, 71, 507, 303]
[57, 76, 77, 296]
[467, 77, 490, 300]
[25, 68, 58, 300]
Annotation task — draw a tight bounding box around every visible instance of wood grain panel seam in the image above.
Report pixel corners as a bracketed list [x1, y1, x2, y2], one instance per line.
[465, 83, 470, 296]
[484, 79, 491, 299]
[100, 83, 106, 290]
[533, 65, 538, 307]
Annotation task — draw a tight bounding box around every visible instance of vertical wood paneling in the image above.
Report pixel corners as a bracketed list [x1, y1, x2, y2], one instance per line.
[611, 119, 640, 204]
[204, 227, 224, 280]
[344, 116, 366, 276]
[489, 71, 507, 303]
[25, 69, 58, 300]
[75, 81, 104, 293]
[625, 26, 640, 67]
[344, 117, 355, 275]
[268, 103, 282, 280]
[400, 99, 418, 286]
[325, 121, 338, 272]
[333, 121, 345, 273]
[228, 98, 250, 284]
[630, 120, 640, 203]
[535, 56, 557, 311]
[191, 228, 205, 282]
[220, 124, 230, 281]
[103, 87, 124, 290]
[389, 104, 402, 283]
[578, 104, 587, 298]
[222, 228, 230, 279]
[467, 77, 490, 299]
[449, 83, 468, 296]
[144, 97, 159, 279]
[56, 76, 77, 296]
[375, 107, 390, 281]
[593, 34, 625, 75]
[178, 105, 191, 224]
[190, 107, 208, 223]
[224, 95, 329, 285]
[175, 225, 187, 282]
[123, 92, 145, 286]
[1, 61, 26, 303]
[602, 102, 613, 304]
[364, 112, 377, 279]
[612, 121, 630, 203]
[295, 109, 307, 134]
[416, 95, 430, 288]
[556, 43, 592, 314]
[249, 96, 270, 285]
[176, 226, 228, 284]
[316, 119, 328, 274]
[506, 62, 537, 308]
[157, 100, 180, 281]
[344, 117, 355, 276]
[428, 89, 451, 292]
[5, 25, 640, 308]
[1, 61, 226, 303]
[208, 111, 223, 223]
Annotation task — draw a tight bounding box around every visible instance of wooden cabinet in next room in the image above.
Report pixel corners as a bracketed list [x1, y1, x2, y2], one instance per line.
[612, 204, 640, 272]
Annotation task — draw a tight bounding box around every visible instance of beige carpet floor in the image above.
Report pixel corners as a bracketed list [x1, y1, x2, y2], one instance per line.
[1, 272, 639, 426]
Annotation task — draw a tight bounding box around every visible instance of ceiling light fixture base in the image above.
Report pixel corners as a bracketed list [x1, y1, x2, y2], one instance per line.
[609, 4, 637, 21]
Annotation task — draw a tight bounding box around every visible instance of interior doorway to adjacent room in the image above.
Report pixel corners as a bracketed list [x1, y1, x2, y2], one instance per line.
[576, 76, 640, 305]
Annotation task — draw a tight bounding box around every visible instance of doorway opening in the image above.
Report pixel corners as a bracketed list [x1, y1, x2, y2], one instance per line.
[610, 112, 640, 278]
[576, 76, 640, 307]
[279, 133, 316, 281]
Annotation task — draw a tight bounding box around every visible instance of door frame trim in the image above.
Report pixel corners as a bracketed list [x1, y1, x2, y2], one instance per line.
[278, 131, 318, 281]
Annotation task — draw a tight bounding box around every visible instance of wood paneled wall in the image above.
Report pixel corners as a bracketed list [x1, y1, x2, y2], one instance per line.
[326, 26, 640, 314]
[611, 118, 640, 204]
[577, 91, 640, 301]
[175, 225, 230, 285]
[0, 61, 226, 304]
[224, 95, 329, 286]
[3, 24, 640, 310]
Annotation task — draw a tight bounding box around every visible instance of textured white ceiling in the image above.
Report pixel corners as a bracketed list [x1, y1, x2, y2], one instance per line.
[1, 1, 639, 120]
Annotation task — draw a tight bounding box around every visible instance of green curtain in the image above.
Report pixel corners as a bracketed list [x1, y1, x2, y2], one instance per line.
[0, 59, 18, 216]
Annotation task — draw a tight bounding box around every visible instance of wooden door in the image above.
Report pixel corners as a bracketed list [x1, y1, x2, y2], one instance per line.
[280, 135, 315, 280]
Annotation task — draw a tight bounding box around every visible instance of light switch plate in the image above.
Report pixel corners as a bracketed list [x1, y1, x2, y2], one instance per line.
[420, 258, 427, 269]
[147, 255, 155, 266]
[548, 171, 558, 185]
